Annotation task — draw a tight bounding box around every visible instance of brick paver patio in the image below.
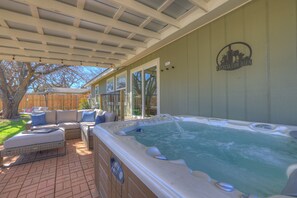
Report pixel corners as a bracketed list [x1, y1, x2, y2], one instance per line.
[0, 140, 99, 198]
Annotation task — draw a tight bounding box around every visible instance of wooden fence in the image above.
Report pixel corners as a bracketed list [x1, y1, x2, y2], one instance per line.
[0, 93, 89, 112]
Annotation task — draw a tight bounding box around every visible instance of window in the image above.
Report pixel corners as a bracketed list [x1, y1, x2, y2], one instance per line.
[116, 71, 127, 90]
[106, 77, 114, 93]
[95, 84, 99, 95]
[95, 84, 100, 103]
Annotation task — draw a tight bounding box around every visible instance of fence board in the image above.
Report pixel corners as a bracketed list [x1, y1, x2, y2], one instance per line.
[0, 93, 88, 111]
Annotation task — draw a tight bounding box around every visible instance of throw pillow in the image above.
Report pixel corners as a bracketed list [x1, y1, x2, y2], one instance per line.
[82, 111, 95, 122]
[95, 115, 105, 125]
[31, 113, 46, 126]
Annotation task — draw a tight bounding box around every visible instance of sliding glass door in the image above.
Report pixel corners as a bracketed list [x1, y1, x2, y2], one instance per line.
[144, 66, 157, 117]
[131, 70, 142, 116]
[131, 59, 159, 118]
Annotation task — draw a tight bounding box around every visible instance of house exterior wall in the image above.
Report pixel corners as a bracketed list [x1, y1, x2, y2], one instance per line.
[91, 0, 297, 125]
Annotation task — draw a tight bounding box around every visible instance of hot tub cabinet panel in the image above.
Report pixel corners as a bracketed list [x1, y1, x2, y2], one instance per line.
[94, 136, 157, 198]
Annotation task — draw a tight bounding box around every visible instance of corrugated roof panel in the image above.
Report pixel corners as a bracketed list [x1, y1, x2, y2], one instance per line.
[48, 50, 69, 55]
[162, 0, 194, 19]
[79, 20, 106, 32]
[135, 0, 166, 10]
[6, 20, 38, 33]
[93, 55, 112, 59]
[47, 42, 70, 48]
[101, 41, 119, 47]
[18, 38, 42, 44]
[114, 52, 126, 56]
[76, 35, 98, 43]
[85, 0, 118, 18]
[0, 35, 12, 39]
[24, 48, 45, 53]
[144, 19, 167, 32]
[132, 34, 148, 42]
[108, 58, 119, 61]
[109, 28, 130, 38]
[121, 45, 135, 51]
[43, 28, 71, 39]
[38, 8, 74, 25]
[0, 0, 31, 15]
[0, 46, 19, 50]
[56, 0, 77, 7]
[73, 46, 92, 51]
[96, 50, 111, 54]
[118, 9, 147, 26]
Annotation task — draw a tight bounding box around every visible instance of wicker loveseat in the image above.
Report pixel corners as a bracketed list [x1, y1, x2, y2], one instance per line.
[80, 111, 118, 150]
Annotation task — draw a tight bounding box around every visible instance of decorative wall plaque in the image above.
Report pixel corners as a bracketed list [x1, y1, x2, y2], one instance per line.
[216, 42, 252, 71]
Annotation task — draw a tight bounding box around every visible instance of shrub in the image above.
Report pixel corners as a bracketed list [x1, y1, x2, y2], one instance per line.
[79, 98, 91, 110]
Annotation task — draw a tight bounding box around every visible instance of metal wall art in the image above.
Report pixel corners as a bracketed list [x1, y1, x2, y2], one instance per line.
[216, 42, 252, 71]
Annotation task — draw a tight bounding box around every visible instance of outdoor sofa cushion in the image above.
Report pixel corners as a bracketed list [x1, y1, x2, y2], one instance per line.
[94, 109, 104, 116]
[56, 110, 77, 123]
[45, 110, 56, 124]
[31, 113, 46, 126]
[31, 124, 58, 130]
[81, 111, 95, 122]
[95, 115, 105, 124]
[104, 112, 116, 122]
[4, 129, 64, 149]
[77, 109, 93, 122]
[58, 122, 80, 130]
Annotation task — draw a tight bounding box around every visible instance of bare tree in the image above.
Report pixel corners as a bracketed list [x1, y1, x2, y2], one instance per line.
[30, 66, 103, 92]
[132, 69, 157, 116]
[0, 60, 69, 119]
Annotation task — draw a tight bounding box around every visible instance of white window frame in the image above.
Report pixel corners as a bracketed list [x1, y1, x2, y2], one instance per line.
[130, 58, 160, 118]
[106, 77, 115, 93]
[116, 71, 127, 91]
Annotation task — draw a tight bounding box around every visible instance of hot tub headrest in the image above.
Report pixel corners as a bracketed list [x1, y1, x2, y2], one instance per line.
[281, 169, 297, 197]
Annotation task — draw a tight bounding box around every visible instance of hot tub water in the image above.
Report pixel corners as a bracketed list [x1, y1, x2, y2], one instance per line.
[126, 121, 297, 197]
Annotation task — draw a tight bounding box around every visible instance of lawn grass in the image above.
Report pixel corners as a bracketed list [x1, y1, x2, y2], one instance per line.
[0, 114, 30, 145]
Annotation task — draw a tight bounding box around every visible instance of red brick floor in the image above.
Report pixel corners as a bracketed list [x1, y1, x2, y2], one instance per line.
[0, 140, 99, 198]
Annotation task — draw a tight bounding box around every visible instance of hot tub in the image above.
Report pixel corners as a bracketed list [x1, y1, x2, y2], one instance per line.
[92, 115, 297, 198]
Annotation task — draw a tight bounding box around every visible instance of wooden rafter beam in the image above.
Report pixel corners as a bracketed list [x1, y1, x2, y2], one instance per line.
[0, 19, 25, 50]
[14, 0, 161, 39]
[0, 46, 121, 64]
[71, 0, 86, 41]
[0, 26, 136, 55]
[0, 54, 112, 67]
[0, 38, 127, 60]
[188, 0, 209, 12]
[0, 9, 147, 48]
[158, 0, 174, 12]
[111, 0, 181, 28]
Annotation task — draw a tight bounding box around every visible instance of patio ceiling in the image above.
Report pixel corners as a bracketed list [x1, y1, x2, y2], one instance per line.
[0, 0, 250, 68]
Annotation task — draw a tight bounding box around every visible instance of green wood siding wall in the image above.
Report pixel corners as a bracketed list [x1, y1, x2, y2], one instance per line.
[92, 0, 297, 125]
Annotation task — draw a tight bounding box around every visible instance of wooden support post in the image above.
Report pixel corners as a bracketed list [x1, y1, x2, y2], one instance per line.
[120, 90, 124, 121]
[0, 155, 3, 167]
[99, 94, 103, 110]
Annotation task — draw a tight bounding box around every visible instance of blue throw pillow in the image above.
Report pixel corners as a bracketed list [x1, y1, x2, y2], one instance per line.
[82, 111, 95, 122]
[95, 115, 105, 125]
[31, 113, 46, 126]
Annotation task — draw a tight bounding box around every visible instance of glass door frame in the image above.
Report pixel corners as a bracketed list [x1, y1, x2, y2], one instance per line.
[130, 58, 160, 118]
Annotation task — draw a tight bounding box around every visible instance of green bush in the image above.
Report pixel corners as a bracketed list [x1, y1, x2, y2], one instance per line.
[79, 98, 91, 110]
